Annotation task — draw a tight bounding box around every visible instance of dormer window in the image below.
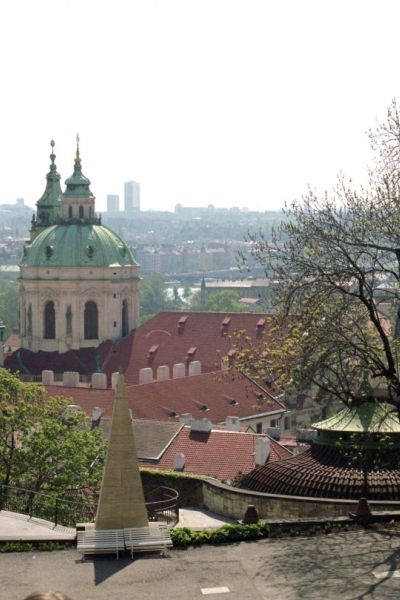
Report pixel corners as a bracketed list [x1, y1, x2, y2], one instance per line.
[148, 344, 159, 359]
[86, 245, 95, 258]
[256, 318, 266, 338]
[45, 245, 53, 259]
[221, 316, 231, 335]
[178, 315, 188, 333]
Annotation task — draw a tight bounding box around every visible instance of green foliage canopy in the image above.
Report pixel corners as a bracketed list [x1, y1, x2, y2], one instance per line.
[235, 100, 400, 407]
[0, 282, 19, 338]
[0, 369, 106, 498]
[189, 290, 246, 312]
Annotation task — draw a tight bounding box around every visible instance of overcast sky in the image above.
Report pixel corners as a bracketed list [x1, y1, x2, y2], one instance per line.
[1, 0, 400, 212]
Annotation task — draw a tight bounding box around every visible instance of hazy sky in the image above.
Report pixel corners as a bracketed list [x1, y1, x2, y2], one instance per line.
[2, 0, 400, 212]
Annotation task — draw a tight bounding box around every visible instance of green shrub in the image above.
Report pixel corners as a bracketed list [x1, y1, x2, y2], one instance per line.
[171, 522, 270, 548]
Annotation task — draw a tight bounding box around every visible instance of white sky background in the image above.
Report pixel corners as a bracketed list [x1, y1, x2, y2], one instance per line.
[1, 0, 400, 212]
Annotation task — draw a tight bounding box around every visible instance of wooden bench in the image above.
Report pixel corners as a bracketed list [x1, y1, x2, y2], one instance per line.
[124, 524, 173, 557]
[77, 528, 125, 559]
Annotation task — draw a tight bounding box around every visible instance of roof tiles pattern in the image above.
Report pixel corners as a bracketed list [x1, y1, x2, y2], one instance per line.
[153, 426, 292, 481]
[43, 370, 284, 423]
[6, 312, 291, 386]
[240, 444, 400, 500]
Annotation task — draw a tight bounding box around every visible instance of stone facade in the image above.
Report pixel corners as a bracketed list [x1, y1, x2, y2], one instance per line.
[202, 479, 400, 520]
[20, 264, 139, 352]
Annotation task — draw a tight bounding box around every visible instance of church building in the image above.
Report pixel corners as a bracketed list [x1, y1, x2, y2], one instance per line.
[19, 140, 140, 353]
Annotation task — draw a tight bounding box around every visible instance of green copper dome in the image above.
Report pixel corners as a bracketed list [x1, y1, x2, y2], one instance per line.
[21, 224, 138, 268]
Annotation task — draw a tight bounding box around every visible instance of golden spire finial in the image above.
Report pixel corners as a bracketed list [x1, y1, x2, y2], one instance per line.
[75, 133, 80, 163]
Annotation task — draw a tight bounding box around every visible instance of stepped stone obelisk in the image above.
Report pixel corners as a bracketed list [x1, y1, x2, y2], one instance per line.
[95, 372, 148, 529]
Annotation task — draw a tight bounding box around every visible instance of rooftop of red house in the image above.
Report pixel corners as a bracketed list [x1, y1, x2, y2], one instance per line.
[147, 425, 292, 481]
[4, 329, 21, 351]
[5, 311, 291, 386]
[44, 370, 285, 424]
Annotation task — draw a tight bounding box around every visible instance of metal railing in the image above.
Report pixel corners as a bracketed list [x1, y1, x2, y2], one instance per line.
[0, 484, 180, 528]
[145, 486, 180, 526]
[0, 485, 95, 527]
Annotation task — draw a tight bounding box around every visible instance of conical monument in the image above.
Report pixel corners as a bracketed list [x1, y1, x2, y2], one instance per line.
[95, 372, 148, 529]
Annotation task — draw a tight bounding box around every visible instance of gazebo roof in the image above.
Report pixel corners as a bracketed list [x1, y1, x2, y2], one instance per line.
[312, 401, 400, 434]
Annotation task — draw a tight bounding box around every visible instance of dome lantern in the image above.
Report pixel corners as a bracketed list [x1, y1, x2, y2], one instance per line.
[62, 135, 97, 223]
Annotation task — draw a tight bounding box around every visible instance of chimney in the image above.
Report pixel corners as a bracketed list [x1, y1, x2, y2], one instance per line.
[265, 426, 280, 440]
[191, 418, 212, 432]
[188, 360, 202, 376]
[179, 413, 192, 425]
[111, 372, 119, 389]
[139, 367, 153, 385]
[255, 437, 270, 466]
[42, 370, 54, 385]
[173, 452, 185, 471]
[157, 365, 170, 381]
[173, 363, 186, 379]
[296, 429, 317, 443]
[63, 371, 80, 387]
[92, 372, 107, 389]
[226, 416, 241, 431]
[91, 406, 103, 428]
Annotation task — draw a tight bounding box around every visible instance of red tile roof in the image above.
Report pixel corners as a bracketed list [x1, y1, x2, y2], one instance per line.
[44, 370, 285, 424]
[6, 312, 291, 386]
[4, 330, 21, 351]
[240, 444, 400, 500]
[152, 426, 292, 481]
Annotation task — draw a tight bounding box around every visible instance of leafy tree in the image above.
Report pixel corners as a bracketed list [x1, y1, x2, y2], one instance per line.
[235, 99, 400, 409]
[139, 274, 174, 321]
[0, 369, 106, 502]
[0, 282, 19, 338]
[189, 290, 246, 312]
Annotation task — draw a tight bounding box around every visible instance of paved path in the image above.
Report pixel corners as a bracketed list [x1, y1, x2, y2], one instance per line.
[1, 527, 400, 599]
[0, 511, 76, 541]
[177, 507, 237, 529]
[0, 508, 233, 541]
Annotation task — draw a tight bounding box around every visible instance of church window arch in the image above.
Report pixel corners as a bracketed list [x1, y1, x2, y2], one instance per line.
[84, 301, 98, 339]
[122, 299, 129, 337]
[79, 205, 84, 219]
[44, 301, 56, 339]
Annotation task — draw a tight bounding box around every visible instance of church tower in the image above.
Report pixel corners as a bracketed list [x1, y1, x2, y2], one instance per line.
[30, 140, 62, 240]
[20, 139, 140, 353]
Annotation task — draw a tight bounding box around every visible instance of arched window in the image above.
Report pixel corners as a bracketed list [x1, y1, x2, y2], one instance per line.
[44, 301, 55, 339]
[79, 205, 84, 219]
[68, 206, 73, 219]
[122, 300, 129, 337]
[84, 301, 98, 339]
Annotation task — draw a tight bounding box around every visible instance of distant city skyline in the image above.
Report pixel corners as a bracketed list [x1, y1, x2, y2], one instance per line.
[2, 1, 400, 212]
